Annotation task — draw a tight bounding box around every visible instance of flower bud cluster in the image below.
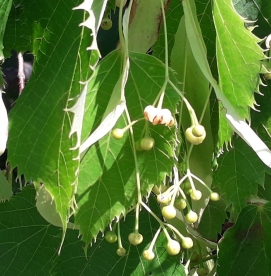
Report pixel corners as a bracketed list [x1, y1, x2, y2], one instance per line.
[144, 105, 175, 126]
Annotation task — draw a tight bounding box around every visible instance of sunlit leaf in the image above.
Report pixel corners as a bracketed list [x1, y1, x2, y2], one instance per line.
[75, 50, 179, 245]
[214, 0, 264, 119]
[6, 0, 93, 247]
[182, 0, 271, 168]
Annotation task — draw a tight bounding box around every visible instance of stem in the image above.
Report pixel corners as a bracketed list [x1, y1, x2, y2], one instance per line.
[112, 222, 117, 232]
[162, 185, 175, 196]
[197, 240, 204, 267]
[186, 169, 196, 191]
[186, 144, 194, 168]
[198, 85, 212, 124]
[135, 203, 140, 232]
[121, 118, 144, 132]
[118, 0, 125, 52]
[162, 226, 172, 241]
[168, 80, 199, 125]
[125, 107, 142, 204]
[140, 201, 165, 227]
[141, 199, 189, 243]
[178, 186, 188, 201]
[169, 166, 184, 206]
[117, 222, 123, 249]
[165, 223, 185, 240]
[160, 0, 169, 81]
[124, 107, 143, 233]
[144, 120, 151, 138]
[191, 173, 213, 193]
[148, 227, 161, 251]
[153, 0, 169, 109]
[177, 39, 188, 133]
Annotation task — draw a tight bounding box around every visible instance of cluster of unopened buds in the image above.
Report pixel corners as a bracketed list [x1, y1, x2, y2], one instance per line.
[153, 181, 220, 224]
[144, 105, 175, 127]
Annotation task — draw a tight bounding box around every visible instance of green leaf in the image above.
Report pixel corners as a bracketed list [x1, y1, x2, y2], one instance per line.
[182, 0, 271, 168]
[0, 0, 12, 62]
[153, 0, 183, 62]
[0, 186, 185, 275]
[198, 199, 227, 241]
[213, 0, 264, 120]
[4, 0, 107, 62]
[233, 0, 271, 31]
[0, 185, 61, 275]
[252, 80, 271, 151]
[75, 50, 179, 245]
[6, 0, 92, 246]
[217, 202, 271, 276]
[79, 2, 131, 153]
[0, 171, 12, 202]
[4, 1, 52, 54]
[73, 0, 108, 64]
[214, 137, 268, 215]
[218, 104, 234, 150]
[258, 174, 271, 201]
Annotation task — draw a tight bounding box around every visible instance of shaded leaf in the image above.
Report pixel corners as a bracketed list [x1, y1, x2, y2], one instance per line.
[233, 0, 271, 35]
[214, 137, 268, 215]
[0, 185, 185, 276]
[217, 202, 271, 276]
[0, 0, 12, 62]
[198, 199, 227, 241]
[0, 185, 61, 275]
[153, 0, 183, 62]
[0, 171, 12, 202]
